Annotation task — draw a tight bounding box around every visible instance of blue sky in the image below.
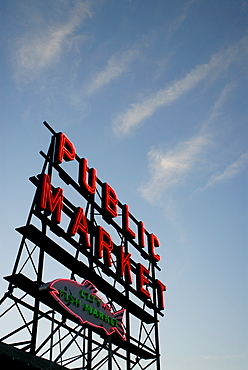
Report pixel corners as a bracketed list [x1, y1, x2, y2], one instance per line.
[0, 0, 247, 369]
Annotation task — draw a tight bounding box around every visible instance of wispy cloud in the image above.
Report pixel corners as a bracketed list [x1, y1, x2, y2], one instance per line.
[138, 81, 244, 204]
[139, 132, 210, 203]
[13, 0, 93, 82]
[167, 0, 196, 37]
[206, 82, 237, 124]
[86, 48, 139, 95]
[202, 151, 248, 189]
[113, 36, 248, 136]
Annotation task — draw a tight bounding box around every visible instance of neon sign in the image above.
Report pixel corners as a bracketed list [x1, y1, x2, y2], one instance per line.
[41, 279, 126, 340]
[34, 131, 166, 311]
[1, 122, 166, 367]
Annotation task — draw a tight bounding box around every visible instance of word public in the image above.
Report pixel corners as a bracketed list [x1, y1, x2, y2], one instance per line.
[36, 133, 166, 310]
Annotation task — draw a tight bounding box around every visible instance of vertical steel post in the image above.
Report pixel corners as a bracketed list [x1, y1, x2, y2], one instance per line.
[151, 263, 161, 370]
[108, 335, 112, 370]
[30, 247, 45, 354]
[49, 308, 55, 369]
[86, 192, 95, 370]
[30, 135, 55, 355]
[124, 237, 131, 370]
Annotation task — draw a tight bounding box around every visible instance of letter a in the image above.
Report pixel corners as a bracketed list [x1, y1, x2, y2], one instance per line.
[68, 207, 91, 248]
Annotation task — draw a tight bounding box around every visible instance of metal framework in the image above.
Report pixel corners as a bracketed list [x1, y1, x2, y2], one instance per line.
[0, 122, 164, 369]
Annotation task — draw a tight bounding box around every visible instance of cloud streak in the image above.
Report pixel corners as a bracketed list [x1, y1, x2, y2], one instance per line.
[86, 49, 139, 95]
[203, 151, 248, 189]
[167, 0, 196, 37]
[13, 1, 93, 82]
[113, 36, 248, 136]
[139, 132, 210, 203]
[138, 81, 245, 204]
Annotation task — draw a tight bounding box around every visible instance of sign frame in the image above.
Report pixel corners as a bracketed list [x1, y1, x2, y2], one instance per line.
[0, 121, 166, 370]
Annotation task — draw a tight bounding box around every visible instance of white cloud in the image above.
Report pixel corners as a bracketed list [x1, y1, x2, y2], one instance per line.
[206, 82, 237, 124]
[167, 0, 196, 37]
[113, 36, 248, 136]
[13, 1, 93, 82]
[86, 48, 139, 95]
[138, 81, 245, 204]
[113, 61, 214, 135]
[139, 132, 210, 203]
[203, 151, 248, 189]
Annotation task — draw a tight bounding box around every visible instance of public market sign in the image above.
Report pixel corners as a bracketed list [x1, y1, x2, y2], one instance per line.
[35, 131, 166, 314]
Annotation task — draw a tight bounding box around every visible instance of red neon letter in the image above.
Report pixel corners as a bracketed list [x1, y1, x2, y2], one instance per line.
[102, 183, 118, 218]
[122, 204, 136, 239]
[95, 226, 113, 267]
[55, 132, 76, 164]
[138, 221, 145, 248]
[136, 263, 151, 299]
[68, 207, 91, 248]
[156, 280, 166, 310]
[148, 234, 161, 262]
[117, 245, 133, 284]
[78, 158, 97, 195]
[37, 174, 64, 223]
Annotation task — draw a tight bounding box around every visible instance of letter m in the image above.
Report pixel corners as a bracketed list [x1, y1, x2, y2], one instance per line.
[36, 174, 64, 223]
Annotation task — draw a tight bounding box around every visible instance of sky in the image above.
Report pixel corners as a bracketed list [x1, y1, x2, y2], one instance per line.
[0, 0, 248, 369]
